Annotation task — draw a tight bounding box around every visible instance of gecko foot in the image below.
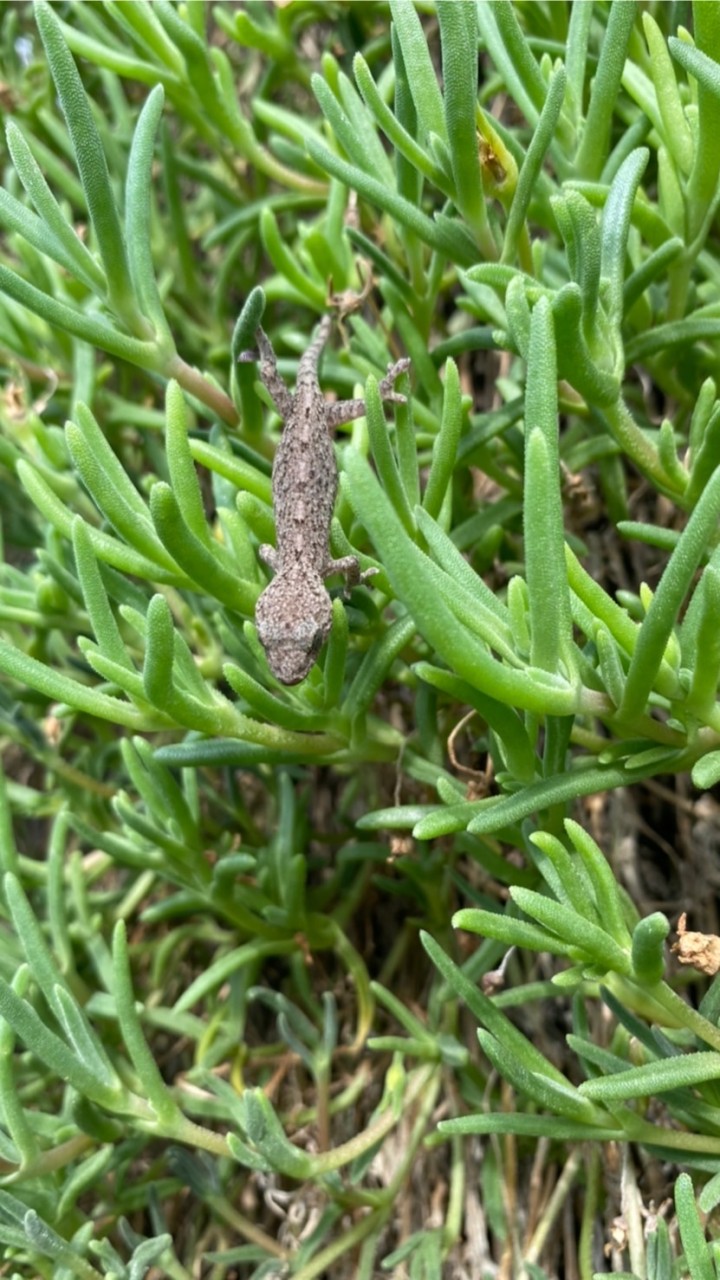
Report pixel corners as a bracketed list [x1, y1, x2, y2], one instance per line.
[378, 356, 412, 403]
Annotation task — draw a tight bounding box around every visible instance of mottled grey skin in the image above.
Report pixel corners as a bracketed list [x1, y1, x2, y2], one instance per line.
[243, 317, 409, 684]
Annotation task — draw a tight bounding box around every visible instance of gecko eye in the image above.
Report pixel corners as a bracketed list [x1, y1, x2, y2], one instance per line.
[308, 627, 324, 657]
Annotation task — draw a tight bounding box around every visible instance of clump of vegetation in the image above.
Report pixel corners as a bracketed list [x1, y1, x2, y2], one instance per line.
[1, 2, 720, 1276]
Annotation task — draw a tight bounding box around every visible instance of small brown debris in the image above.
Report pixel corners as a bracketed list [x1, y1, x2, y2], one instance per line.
[671, 913, 720, 975]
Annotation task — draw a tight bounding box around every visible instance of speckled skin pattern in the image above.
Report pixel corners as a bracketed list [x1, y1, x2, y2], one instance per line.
[245, 317, 410, 684]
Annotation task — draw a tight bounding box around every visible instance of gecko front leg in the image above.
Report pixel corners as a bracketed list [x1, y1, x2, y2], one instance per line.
[322, 353, 409, 591]
[325, 552, 379, 591]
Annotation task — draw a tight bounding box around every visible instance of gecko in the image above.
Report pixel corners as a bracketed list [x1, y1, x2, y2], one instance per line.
[240, 316, 410, 685]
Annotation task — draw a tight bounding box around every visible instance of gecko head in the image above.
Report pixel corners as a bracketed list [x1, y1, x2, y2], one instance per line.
[255, 572, 333, 685]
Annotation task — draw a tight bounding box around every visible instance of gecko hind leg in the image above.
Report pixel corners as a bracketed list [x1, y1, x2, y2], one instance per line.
[325, 355, 411, 428]
[239, 327, 293, 419]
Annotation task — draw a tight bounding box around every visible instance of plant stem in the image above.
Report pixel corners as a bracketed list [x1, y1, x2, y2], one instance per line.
[166, 354, 239, 428]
